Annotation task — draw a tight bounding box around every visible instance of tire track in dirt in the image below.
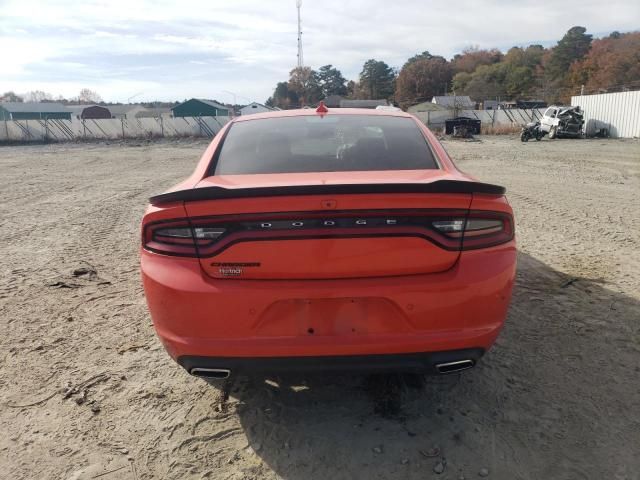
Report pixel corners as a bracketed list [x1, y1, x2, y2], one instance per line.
[1, 137, 639, 479]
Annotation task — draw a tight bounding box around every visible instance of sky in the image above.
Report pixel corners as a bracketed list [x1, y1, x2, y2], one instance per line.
[1, 0, 639, 104]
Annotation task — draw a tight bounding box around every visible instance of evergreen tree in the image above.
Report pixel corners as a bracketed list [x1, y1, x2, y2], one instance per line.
[359, 59, 396, 100]
[317, 65, 348, 97]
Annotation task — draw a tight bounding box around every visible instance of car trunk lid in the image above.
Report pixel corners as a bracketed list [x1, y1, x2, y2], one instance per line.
[154, 172, 504, 280]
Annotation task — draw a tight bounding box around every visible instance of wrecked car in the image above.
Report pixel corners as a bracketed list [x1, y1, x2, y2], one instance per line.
[539, 106, 584, 139]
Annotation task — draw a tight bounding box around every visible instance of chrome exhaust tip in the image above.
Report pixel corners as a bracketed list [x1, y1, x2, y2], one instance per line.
[435, 359, 475, 374]
[190, 368, 231, 379]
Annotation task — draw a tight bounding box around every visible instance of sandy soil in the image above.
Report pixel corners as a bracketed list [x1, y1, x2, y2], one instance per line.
[1, 136, 639, 480]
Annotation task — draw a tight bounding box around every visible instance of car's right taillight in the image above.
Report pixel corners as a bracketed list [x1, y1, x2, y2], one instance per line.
[432, 211, 514, 250]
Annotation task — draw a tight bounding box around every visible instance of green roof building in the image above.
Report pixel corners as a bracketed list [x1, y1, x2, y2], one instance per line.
[171, 98, 229, 117]
[0, 102, 72, 120]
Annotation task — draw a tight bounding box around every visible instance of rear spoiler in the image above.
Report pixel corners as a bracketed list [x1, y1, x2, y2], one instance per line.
[149, 180, 506, 205]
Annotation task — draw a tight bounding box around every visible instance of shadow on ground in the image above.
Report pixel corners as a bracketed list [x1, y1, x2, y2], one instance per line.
[217, 252, 640, 480]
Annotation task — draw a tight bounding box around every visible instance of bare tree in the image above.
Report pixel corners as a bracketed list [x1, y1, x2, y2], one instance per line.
[77, 88, 103, 104]
[0, 91, 24, 102]
[23, 90, 53, 102]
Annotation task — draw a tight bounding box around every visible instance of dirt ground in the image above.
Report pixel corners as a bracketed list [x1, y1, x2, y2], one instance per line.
[1, 136, 639, 480]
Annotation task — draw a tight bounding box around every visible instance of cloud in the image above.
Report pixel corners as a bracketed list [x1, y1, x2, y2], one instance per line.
[0, 0, 638, 102]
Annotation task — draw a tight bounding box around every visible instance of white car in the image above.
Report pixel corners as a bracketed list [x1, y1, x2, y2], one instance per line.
[375, 105, 402, 112]
[539, 105, 584, 139]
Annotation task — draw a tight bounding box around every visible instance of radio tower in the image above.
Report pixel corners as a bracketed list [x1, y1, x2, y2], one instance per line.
[296, 0, 304, 67]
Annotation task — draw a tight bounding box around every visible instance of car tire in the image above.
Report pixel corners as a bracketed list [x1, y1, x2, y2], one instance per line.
[548, 126, 557, 139]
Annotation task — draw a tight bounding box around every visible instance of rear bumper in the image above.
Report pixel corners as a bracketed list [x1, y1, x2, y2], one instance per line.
[141, 242, 516, 364]
[179, 348, 484, 376]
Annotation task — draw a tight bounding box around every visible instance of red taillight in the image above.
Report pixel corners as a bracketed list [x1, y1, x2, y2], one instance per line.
[144, 220, 195, 256]
[432, 211, 514, 250]
[143, 210, 513, 257]
[143, 220, 227, 257]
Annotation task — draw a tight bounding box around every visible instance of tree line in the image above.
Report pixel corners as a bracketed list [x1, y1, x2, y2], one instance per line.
[0, 88, 104, 104]
[0, 89, 181, 109]
[266, 27, 640, 110]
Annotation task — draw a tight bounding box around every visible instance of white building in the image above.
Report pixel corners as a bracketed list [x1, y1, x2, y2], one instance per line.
[107, 104, 150, 119]
[240, 102, 276, 116]
[571, 91, 640, 138]
[431, 95, 475, 109]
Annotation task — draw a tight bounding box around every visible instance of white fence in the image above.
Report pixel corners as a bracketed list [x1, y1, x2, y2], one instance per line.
[0, 116, 230, 143]
[413, 109, 545, 131]
[571, 91, 640, 138]
[10, 103, 636, 141]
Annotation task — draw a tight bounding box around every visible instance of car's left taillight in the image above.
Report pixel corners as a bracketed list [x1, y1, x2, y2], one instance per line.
[143, 219, 225, 257]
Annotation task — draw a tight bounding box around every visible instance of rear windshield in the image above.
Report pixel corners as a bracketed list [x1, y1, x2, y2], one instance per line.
[213, 115, 438, 175]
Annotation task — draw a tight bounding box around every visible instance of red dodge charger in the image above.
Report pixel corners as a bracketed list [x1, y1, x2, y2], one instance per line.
[141, 104, 516, 381]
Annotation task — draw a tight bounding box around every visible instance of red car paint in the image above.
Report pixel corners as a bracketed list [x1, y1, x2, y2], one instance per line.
[141, 108, 516, 377]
